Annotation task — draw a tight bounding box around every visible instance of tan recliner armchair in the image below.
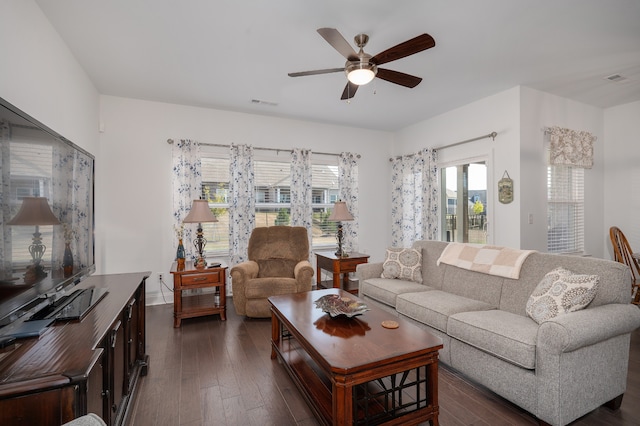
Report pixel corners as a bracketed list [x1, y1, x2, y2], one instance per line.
[230, 226, 314, 317]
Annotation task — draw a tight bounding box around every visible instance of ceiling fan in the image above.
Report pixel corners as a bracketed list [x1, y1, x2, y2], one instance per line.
[288, 28, 436, 100]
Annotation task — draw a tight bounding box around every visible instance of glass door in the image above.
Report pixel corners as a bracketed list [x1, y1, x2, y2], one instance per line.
[441, 161, 487, 244]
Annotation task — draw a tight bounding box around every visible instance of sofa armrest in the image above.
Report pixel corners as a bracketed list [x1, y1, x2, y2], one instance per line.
[294, 260, 314, 292]
[537, 303, 640, 354]
[356, 262, 383, 281]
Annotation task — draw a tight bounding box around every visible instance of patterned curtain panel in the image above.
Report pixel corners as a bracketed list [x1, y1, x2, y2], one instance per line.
[338, 152, 359, 253]
[422, 148, 439, 241]
[290, 148, 312, 249]
[548, 126, 595, 169]
[390, 148, 438, 247]
[0, 121, 10, 277]
[228, 144, 255, 266]
[51, 146, 93, 270]
[171, 139, 202, 260]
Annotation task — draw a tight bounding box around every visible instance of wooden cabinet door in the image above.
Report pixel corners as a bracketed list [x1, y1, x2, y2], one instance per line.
[85, 350, 105, 419]
[124, 296, 138, 393]
[0, 386, 77, 426]
[105, 319, 125, 426]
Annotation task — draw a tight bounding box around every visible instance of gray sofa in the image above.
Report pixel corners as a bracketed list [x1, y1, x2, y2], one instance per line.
[356, 240, 640, 426]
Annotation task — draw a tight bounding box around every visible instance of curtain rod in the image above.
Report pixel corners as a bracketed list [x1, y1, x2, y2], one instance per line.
[388, 131, 497, 161]
[166, 139, 360, 158]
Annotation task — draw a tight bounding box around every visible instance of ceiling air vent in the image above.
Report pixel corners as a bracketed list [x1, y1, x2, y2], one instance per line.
[251, 99, 278, 107]
[604, 73, 629, 83]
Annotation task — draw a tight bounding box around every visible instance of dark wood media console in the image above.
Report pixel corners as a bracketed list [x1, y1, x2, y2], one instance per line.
[0, 272, 150, 426]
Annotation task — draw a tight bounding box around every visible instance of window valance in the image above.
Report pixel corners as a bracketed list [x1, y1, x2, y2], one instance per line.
[547, 126, 595, 169]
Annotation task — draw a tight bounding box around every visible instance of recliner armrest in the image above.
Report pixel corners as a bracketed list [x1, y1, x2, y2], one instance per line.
[294, 260, 314, 292]
[230, 260, 260, 316]
[230, 260, 259, 281]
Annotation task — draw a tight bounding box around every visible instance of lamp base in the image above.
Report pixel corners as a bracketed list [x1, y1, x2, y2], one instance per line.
[335, 248, 350, 258]
[24, 264, 47, 285]
[334, 223, 350, 258]
[195, 257, 207, 270]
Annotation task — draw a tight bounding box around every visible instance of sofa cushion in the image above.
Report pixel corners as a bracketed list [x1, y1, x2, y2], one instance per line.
[396, 290, 495, 333]
[440, 265, 504, 307]
[381, 247, 423, 283]
[245, 277, 297, 298]
[448, 310, 539, 369]
[257, 259, 297, 278]
[412, 240, 448, 290]
[526, 267, 599, 324]
[360, 278, 431, 307]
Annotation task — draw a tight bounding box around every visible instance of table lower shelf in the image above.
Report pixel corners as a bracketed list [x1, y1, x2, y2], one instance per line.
[177, 293, 225, 321]
[316, 279, 360, 295]
[273, 329, 438, 426]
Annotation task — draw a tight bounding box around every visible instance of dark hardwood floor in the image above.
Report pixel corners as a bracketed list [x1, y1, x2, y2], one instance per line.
[129, 303, 640, 426]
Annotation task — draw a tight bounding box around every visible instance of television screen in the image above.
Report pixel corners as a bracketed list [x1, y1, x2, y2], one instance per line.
[0, 97, 95, 328]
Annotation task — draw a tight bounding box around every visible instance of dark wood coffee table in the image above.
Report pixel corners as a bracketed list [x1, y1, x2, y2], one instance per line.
[269, 288, 443, 426]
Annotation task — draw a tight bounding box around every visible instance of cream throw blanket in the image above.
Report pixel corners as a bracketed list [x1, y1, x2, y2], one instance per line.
[436, 243, 535, 279]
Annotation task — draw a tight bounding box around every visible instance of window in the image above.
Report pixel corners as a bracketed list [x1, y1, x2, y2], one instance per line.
[440, 161, 487, 244]
[199, 151, 340, 254]
[547, 163, 584, 253]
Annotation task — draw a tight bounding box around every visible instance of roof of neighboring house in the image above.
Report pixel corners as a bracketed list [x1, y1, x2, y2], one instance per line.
[202, 158, 339, 189]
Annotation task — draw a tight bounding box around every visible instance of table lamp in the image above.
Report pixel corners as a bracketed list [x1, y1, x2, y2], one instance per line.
[328, 200, 354, 257]
[182, 199, 218, 265]
[8, 197, 61, 283]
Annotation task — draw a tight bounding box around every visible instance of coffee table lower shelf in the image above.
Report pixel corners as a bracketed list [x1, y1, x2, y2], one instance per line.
[271, 327, 439, 426]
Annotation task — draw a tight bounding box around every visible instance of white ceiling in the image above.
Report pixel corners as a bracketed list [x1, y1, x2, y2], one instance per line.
[35, 0, 640, 131]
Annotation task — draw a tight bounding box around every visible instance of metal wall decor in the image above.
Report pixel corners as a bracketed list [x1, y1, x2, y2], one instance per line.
[498, 171, 514, 204]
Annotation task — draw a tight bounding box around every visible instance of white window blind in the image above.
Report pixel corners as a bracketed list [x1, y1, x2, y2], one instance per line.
[547, 160, 584, 254]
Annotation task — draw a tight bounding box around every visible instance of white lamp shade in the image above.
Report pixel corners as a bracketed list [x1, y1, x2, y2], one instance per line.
[328, 201, 354, 222]
[7, 197, 60, 226]
[347, 68, 376, 85]
[183, 199, 218, 223]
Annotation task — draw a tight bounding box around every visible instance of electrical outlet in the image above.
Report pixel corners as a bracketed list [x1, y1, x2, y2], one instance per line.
[158, 273, 163, 282]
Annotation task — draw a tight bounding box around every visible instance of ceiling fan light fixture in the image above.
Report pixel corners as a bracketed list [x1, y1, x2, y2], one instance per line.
[346, 62, 377, 85]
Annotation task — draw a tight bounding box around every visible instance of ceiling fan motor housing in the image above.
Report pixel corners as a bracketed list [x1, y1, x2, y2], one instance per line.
[345, 34, 378, 85]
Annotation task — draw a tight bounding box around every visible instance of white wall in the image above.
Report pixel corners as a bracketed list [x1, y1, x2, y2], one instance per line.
[98, 96, 394, 304]
[603, 101, 640, 259]
[0, 1, 99, 155]
[396, 87, 522, 248]
[0, 0, 102, 269]
[520, 87, 605, 257]
[396, 86, 607, 256]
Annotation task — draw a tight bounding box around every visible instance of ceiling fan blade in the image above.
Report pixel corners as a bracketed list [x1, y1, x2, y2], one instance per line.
[371, 33, 435, 65]
[340, 81, 359, 100]
[376, 68, 422, 88]
[317, 28, 359, 61]
[288, 68, 344, 77]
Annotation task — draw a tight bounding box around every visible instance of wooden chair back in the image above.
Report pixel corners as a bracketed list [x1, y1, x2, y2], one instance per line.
[609, 226, 640, 304]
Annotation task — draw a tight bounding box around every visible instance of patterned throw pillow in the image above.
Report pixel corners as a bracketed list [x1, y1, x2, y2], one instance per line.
[380, 247, 423, 283]
[526, 267, 599, 324]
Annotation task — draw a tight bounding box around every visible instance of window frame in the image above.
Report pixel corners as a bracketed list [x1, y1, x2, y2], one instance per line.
[199, 147, 341, 255]
[546, 160, 585, 254]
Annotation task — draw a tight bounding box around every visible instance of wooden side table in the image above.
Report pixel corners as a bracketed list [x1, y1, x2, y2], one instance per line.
[315, 251, 370, 295]
[170, 261, 227, 327]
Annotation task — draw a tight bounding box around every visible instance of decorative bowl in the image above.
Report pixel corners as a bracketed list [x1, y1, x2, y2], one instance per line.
[314, 294, 370, 318]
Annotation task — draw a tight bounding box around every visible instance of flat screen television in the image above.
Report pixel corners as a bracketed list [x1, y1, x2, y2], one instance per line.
[0, 97, 95, 329]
